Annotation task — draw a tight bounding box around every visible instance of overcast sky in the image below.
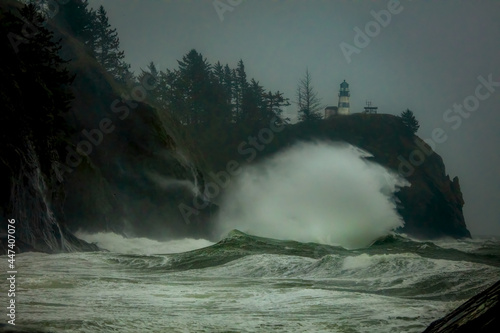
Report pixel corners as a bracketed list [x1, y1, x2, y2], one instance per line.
[87, 0, 500, 236]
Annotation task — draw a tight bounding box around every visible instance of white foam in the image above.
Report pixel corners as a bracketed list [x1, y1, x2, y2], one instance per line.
[16, 250, 500, 333]
[75, 231, 213, 255]
[432, 237, 500, 252]
[216, 141, 408, 249]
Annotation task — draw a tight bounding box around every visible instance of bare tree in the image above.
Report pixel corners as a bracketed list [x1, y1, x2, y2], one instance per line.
[296, 68, 322, 122]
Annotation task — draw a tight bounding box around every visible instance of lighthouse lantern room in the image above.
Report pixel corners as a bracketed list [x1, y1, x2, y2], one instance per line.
[338, 80, 350, 115]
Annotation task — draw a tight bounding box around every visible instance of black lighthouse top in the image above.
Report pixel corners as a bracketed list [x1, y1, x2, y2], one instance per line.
[339, 80, 350, 97]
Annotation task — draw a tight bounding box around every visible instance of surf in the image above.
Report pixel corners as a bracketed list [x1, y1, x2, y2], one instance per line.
[215, 141, 409, 249]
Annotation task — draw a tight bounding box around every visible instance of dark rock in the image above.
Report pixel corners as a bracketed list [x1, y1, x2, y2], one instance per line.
[315, 114, 471, 239]
[0, 0, 215, 254]
[0, 0, 469, 251]
[198, 114, 471, 239]
[423, 279, 500, 332]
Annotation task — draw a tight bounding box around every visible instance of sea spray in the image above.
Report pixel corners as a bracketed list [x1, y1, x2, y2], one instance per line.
[215, 141, 409, 249]
[76, 231, 213, 254]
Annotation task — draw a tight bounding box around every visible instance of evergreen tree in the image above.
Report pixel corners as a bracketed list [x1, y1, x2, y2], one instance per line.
[263, 91, 290, 124]
[212, 61, 225, 86]
[241, 79, 266, 124]
[223, 64, 234, 107]
[1, 4, 74, 177]
[210, 62, 233, 124]
[158, 51, 290, 133]
[157, 69, 173, 110]
[163, 68, 190, 124]
[296, 69, 322, 122]
[138, 61, 161, 106]
[233, 59, 248, 122]
[93, 5, 131, 83]
[400, 109, 420, 134]
[164, 49, 213, 125]
[55, 0, 96, 46]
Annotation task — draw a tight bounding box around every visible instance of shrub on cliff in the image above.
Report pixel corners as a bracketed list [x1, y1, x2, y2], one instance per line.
[400, 109, 420, 135]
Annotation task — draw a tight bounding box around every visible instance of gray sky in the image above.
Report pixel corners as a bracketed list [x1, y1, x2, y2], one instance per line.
[88, 0, 500, 236]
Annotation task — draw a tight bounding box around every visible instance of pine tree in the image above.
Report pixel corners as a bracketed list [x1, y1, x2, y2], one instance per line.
[137, 61, 162, 105]
[165, 49, 213, 125]
[210, 62, 233, 124]
[1, 4, 74, 176]
[296, 69, 322, 122]
[93, 5, 131, 83]
[163, 68, 189, 124]
[212, 61, 224, 86]
[56, 0, 96, 46]
[400, 109, 420, 134]
[223, 64, 234, 107]
[240, 79, 266, 124]
[233, 60, 249, 122]
[263, 91, 290, 124]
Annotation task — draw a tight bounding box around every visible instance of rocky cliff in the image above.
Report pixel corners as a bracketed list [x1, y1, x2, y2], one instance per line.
[0, 1, 470, 255]
[57, 34, 214, 241]
[199, 114, 471, 239]
[0, 1, 214, 254]
[315, 114, 471, 239]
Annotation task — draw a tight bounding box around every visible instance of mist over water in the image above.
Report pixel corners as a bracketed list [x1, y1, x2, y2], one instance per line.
[216, 141, 409, 249]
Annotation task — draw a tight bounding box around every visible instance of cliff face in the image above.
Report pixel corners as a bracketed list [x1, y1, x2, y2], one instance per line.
[57, 42, 214, 241]
[0, 2, 214, 254]
[0, 1, 469, 254]
[301, 114, 471, 239]
[200, 114, 471, 240]
[314, 114, 470, 239]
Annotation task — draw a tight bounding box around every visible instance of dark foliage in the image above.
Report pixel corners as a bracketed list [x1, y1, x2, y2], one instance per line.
[137, 50, 289, 151]
[92, 5, 131, 83]
[0, 4, 74, 179]
[53, 0, 95, 43]
[51, 1, 132, 84]
[400, 109, 420, 134]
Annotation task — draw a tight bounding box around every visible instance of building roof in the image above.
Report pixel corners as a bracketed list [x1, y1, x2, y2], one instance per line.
[340, 80, 349, 88]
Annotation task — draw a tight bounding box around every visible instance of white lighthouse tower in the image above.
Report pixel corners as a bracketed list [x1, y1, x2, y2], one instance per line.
[337, 80, 350, 115]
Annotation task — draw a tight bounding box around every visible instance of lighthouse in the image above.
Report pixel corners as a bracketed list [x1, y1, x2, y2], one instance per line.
[337, 80, 350, 115]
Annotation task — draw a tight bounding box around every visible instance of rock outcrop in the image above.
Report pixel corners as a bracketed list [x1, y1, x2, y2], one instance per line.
[0, 1, 470, 254]
[199, 114, 471, 239]
[0, 1, 214, 254]
[322, 114, 470, 239]
[423, 279, 500, 332]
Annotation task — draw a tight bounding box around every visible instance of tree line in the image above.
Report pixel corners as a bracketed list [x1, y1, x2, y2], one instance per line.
[31, 0, 133, 84]
[29, 0, 334, 130]
[49, 1, 296, 131]
[21, 1, 420, 143]
[138, 51, 291, 130]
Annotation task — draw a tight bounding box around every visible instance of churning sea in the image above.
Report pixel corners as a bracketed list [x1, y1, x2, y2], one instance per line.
[4, 230, 499, 333]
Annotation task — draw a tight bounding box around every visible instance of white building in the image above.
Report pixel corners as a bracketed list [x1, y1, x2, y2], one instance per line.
[324, 80, 351, 118]
[337, 80, 350, 115]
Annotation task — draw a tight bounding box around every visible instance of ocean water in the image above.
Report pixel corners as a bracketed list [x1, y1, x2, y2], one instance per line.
[5, 231, 500, 333]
